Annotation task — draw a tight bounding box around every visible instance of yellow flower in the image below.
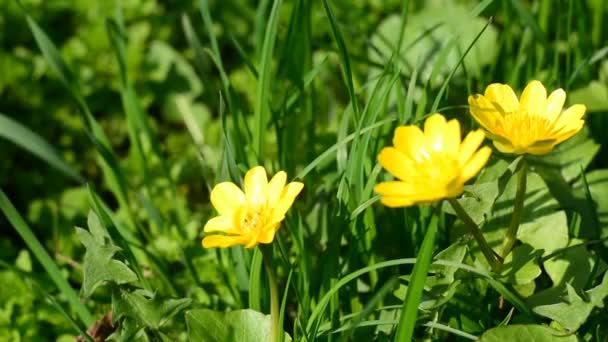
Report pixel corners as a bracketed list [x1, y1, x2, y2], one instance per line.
[202, 166, 303, 248]
[468, 80, 586, 155]
[375, 114, 491, 207]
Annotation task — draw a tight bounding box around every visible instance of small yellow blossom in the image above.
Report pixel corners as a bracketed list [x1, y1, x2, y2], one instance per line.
[202, 166, 303, 248]
[375, 114, 491, 207]
[468, 80, 586, 155]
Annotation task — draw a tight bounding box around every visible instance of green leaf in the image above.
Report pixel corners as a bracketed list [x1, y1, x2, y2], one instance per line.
[500, 244, 542, 286]
[532, 271, 608, 331]
[369, 2, 498, 84]
[478, 324, 578, 342]
[0, 113, 83, 183]
[112, 288, 191, 330]
[77, 211, 138, 297]
[185, 309, 291, 342]
[568, 80, 608, 112]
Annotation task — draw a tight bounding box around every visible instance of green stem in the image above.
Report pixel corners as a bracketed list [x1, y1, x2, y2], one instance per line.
[448, 198, 502, 273]
[501, 160, 528, 259]
[261, 245, 280, 342]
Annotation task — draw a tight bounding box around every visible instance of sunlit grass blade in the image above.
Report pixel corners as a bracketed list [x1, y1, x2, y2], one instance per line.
[0, 112, 84, 183]
[0, 188, 94, 327]
[394, 214, 438, 342]
[253, 0, 282, 160]
[249, 248, 264, 311]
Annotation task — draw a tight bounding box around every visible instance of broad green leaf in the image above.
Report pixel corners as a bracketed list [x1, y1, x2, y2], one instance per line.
[185, 309, 291, 342]
[532, 271, 608, 331]
[569, 80, 608, 112]
[0, 113, 83, 183]
[500, 244, 542, 286]
[517, 211, 569, 286]
[478, 324, 577, 342]
[77, 211, 138, 297]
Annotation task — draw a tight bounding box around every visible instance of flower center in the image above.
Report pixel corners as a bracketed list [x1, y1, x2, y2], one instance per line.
[241, 207, 265, 232]
[417, 152, 461, 185]
[500, 112, 552, 146]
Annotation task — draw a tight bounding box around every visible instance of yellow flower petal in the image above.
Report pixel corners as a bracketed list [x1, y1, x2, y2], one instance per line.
[519, 80, 547, 115]
[204, 215, 236, 233]
[484, 83, 519, 113]
[379, 196, 415, 208]
[258, 224, 279, 244]
[443, 118, 461, 157]
[272, 182, 304, 220]
[267, 171, 287, 207]
[374, 181, 415, 197]
[493, 140, 516, 154]
[244, 166, 268, 206]
[460, 146, 492, 183]
[210, 182, 246, 216]
[553, 104, 586, 133]
[544, 89, 566, 122]
[377, 147, 413, 181]
[424, 113, 448, 152]
[393, 125, 428, 162]
[468, 94, 504, 131]
[202, 234, 249, 248]
[458, 129, 485, 167]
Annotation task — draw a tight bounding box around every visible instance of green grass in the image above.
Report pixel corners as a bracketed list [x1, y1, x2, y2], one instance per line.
[2, 0, 608, 340]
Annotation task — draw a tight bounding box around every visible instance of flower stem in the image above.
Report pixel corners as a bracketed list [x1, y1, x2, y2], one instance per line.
[448, 198, 502, 272]
[501, 159, 528, 259]
[261, 245, 280, 342]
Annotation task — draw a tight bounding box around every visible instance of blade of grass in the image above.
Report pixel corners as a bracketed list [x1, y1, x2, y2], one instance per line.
[249, 248, 264, 311]
[0, 188, 94, 327]
[430, 18, 493, 113]
[322, 0, 360, 121]
[0, 112, 83, 183]
[296, 116, 396, 179]
[253, 0, 283, 160]
[394, 213, 438, 342]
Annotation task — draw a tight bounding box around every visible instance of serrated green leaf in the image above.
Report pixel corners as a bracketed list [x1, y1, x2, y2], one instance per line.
[478, 324, 577, 342]
[112, 288, 191, 330]
[77, 211, 138, 297]
[185, 309, 292, 342]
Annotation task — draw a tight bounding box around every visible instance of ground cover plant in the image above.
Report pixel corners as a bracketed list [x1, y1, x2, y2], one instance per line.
[2, 0, 608, 340]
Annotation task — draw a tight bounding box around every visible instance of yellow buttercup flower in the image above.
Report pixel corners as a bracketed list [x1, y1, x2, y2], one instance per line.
[468, 80, 586, 155]
[375, 113, 492, 207]
[202, 166, 303, 248]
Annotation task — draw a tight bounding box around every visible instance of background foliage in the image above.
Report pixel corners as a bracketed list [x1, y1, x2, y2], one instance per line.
[2, 0, 608, 340]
